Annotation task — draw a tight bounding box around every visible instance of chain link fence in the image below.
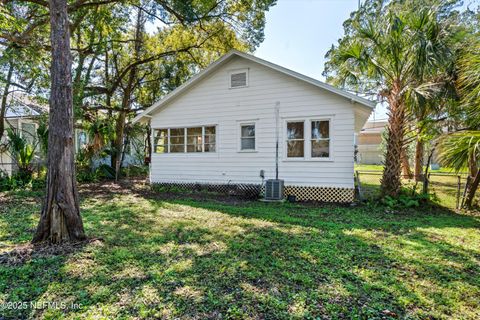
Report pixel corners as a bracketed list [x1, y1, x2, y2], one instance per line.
[355, 170, 468, 209]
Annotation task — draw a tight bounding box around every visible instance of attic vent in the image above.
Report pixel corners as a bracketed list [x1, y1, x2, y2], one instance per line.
[230, 70, 248, 88]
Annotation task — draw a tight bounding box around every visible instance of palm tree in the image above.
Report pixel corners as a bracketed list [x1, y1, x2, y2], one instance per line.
[438, 31, 480, 209]
[324, 1, 457, 196]
[439, 132, 480, 208]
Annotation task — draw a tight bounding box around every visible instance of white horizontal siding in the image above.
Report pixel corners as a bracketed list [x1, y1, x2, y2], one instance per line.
[150, 56, 355, 188]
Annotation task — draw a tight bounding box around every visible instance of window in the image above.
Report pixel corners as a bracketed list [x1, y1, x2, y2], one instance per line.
[169, 128, 185, 153]
[21, 122, 36, 146]
[240, 124, 255, 151]
[311, 120, 330, 158]
[154, 129, 168, 153]
[229, 69, 248, 88]
[204, 126, 216, 152]
[153, 126, 216, 153]
[286, 121, 304, 157]
[76, 130, 88, 152]
[187, 127, 203, 152]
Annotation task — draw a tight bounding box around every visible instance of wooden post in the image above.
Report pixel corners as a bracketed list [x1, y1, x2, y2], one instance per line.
[456, 175, 461, 209]
[355, 170, 363, 201]
[460, 176, 470, 209]
[423, 173, 430, 194]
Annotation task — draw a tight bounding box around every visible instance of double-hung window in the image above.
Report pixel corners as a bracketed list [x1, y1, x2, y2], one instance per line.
[285, 119, 332, 160]
[153, 126, 216, 154]
[311, 120, 330, 158]
[286, 121, 305, 158]
[240, 124, 255, 151]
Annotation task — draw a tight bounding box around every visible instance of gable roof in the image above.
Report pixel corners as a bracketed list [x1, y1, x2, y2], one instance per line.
[5, 93, 48, 119]
[132, 50, 376, 124]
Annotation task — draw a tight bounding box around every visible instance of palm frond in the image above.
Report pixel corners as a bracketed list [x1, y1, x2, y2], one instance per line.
[438, 131, 480, 172]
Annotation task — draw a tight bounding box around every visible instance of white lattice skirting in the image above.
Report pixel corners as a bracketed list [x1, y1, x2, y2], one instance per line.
[151, 182, 355, 203]
[284, 185, 354, 203]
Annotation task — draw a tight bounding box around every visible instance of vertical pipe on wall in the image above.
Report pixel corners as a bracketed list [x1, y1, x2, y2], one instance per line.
[275, 101, 280, 180]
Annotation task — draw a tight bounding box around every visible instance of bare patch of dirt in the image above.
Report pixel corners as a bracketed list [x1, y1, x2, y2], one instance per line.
[0, 238, 103, 266]
[79, 178, 256, 206]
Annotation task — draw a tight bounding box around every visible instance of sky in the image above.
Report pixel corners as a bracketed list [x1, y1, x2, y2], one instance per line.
[254, 0, 477, 121]
[146, 0, 476, 121]
[255, 0, 385, 120]
[255, 0, 358, 81]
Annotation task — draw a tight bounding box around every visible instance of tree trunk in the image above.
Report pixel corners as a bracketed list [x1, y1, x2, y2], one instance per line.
[464, 151, 480, 209]
[381, 84, 406, 197]
[0, 63, 14, 142]
[113, 7, 144, 181]
[33, 0, 85, 244]
[464, 170, 480, 209]
[468, 150, 478, 179]
[414, 137, 424, 182]
[113, 109, 126, 180]
[423, 144, 436, 194]
[401, 146, 413, 179]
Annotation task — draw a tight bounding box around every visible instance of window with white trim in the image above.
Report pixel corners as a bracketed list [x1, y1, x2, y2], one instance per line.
[229, 69, 248, 88]
[21, 122, 36, 146]
[187, 127, 203, 152]
[153, 126, 216, 153]
[154, 129, 168, 153]
[169, 128, 185, 153]
[240, 124, 255, 151]
[204, 126, 216, 152]
[286, 121, 304, 158]
[311, 120, 330, 158]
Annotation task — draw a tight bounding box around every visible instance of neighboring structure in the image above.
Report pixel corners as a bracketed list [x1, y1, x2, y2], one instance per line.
[356, 120, 387, 165]
[1, 96, 143, 176]
[0, 97, 47, 176]
[133, 50, 374, 202]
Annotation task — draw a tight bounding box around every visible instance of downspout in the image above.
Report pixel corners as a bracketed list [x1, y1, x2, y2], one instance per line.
[275, 101, 280, 180]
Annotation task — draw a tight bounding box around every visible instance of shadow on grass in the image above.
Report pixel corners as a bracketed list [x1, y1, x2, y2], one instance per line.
[0, 187, 479, 319]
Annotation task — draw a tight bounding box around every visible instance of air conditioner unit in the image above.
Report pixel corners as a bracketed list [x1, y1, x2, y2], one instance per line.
[265, 179, 284, 201]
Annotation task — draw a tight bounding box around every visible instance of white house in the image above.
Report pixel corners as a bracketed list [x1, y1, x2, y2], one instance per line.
[133, 50, 374, 202]
[0, 98, 47, 176]
[356, 120, 387, 165]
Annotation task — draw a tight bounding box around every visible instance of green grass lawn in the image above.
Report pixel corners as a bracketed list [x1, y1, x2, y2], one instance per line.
[354, 164, 467, 174]
[1, 182, 479, 319]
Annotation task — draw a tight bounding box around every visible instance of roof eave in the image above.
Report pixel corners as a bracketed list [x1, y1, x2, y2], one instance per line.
[132, 50, 376, 124]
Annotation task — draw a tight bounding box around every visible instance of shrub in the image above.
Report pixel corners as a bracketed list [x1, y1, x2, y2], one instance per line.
[380, 192, 433, 209]
[121, 165, 148, 178]
[0, 169, 46, 191]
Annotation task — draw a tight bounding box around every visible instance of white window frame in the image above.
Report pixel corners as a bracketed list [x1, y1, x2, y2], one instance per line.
[152, 125, 217, 155]
[228, 68, 249, 89]
[74, 129, 89, 153]
[151, 128, 169, 154]
[19, 120, 38, 151]
[284, 119, 306, 160]
[168, 127, 186, 153]
[283, 116, 334, 162]
[237, 121, 257, 152]
[19, 120, 37, 140]
[310, 119, 332, 160]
